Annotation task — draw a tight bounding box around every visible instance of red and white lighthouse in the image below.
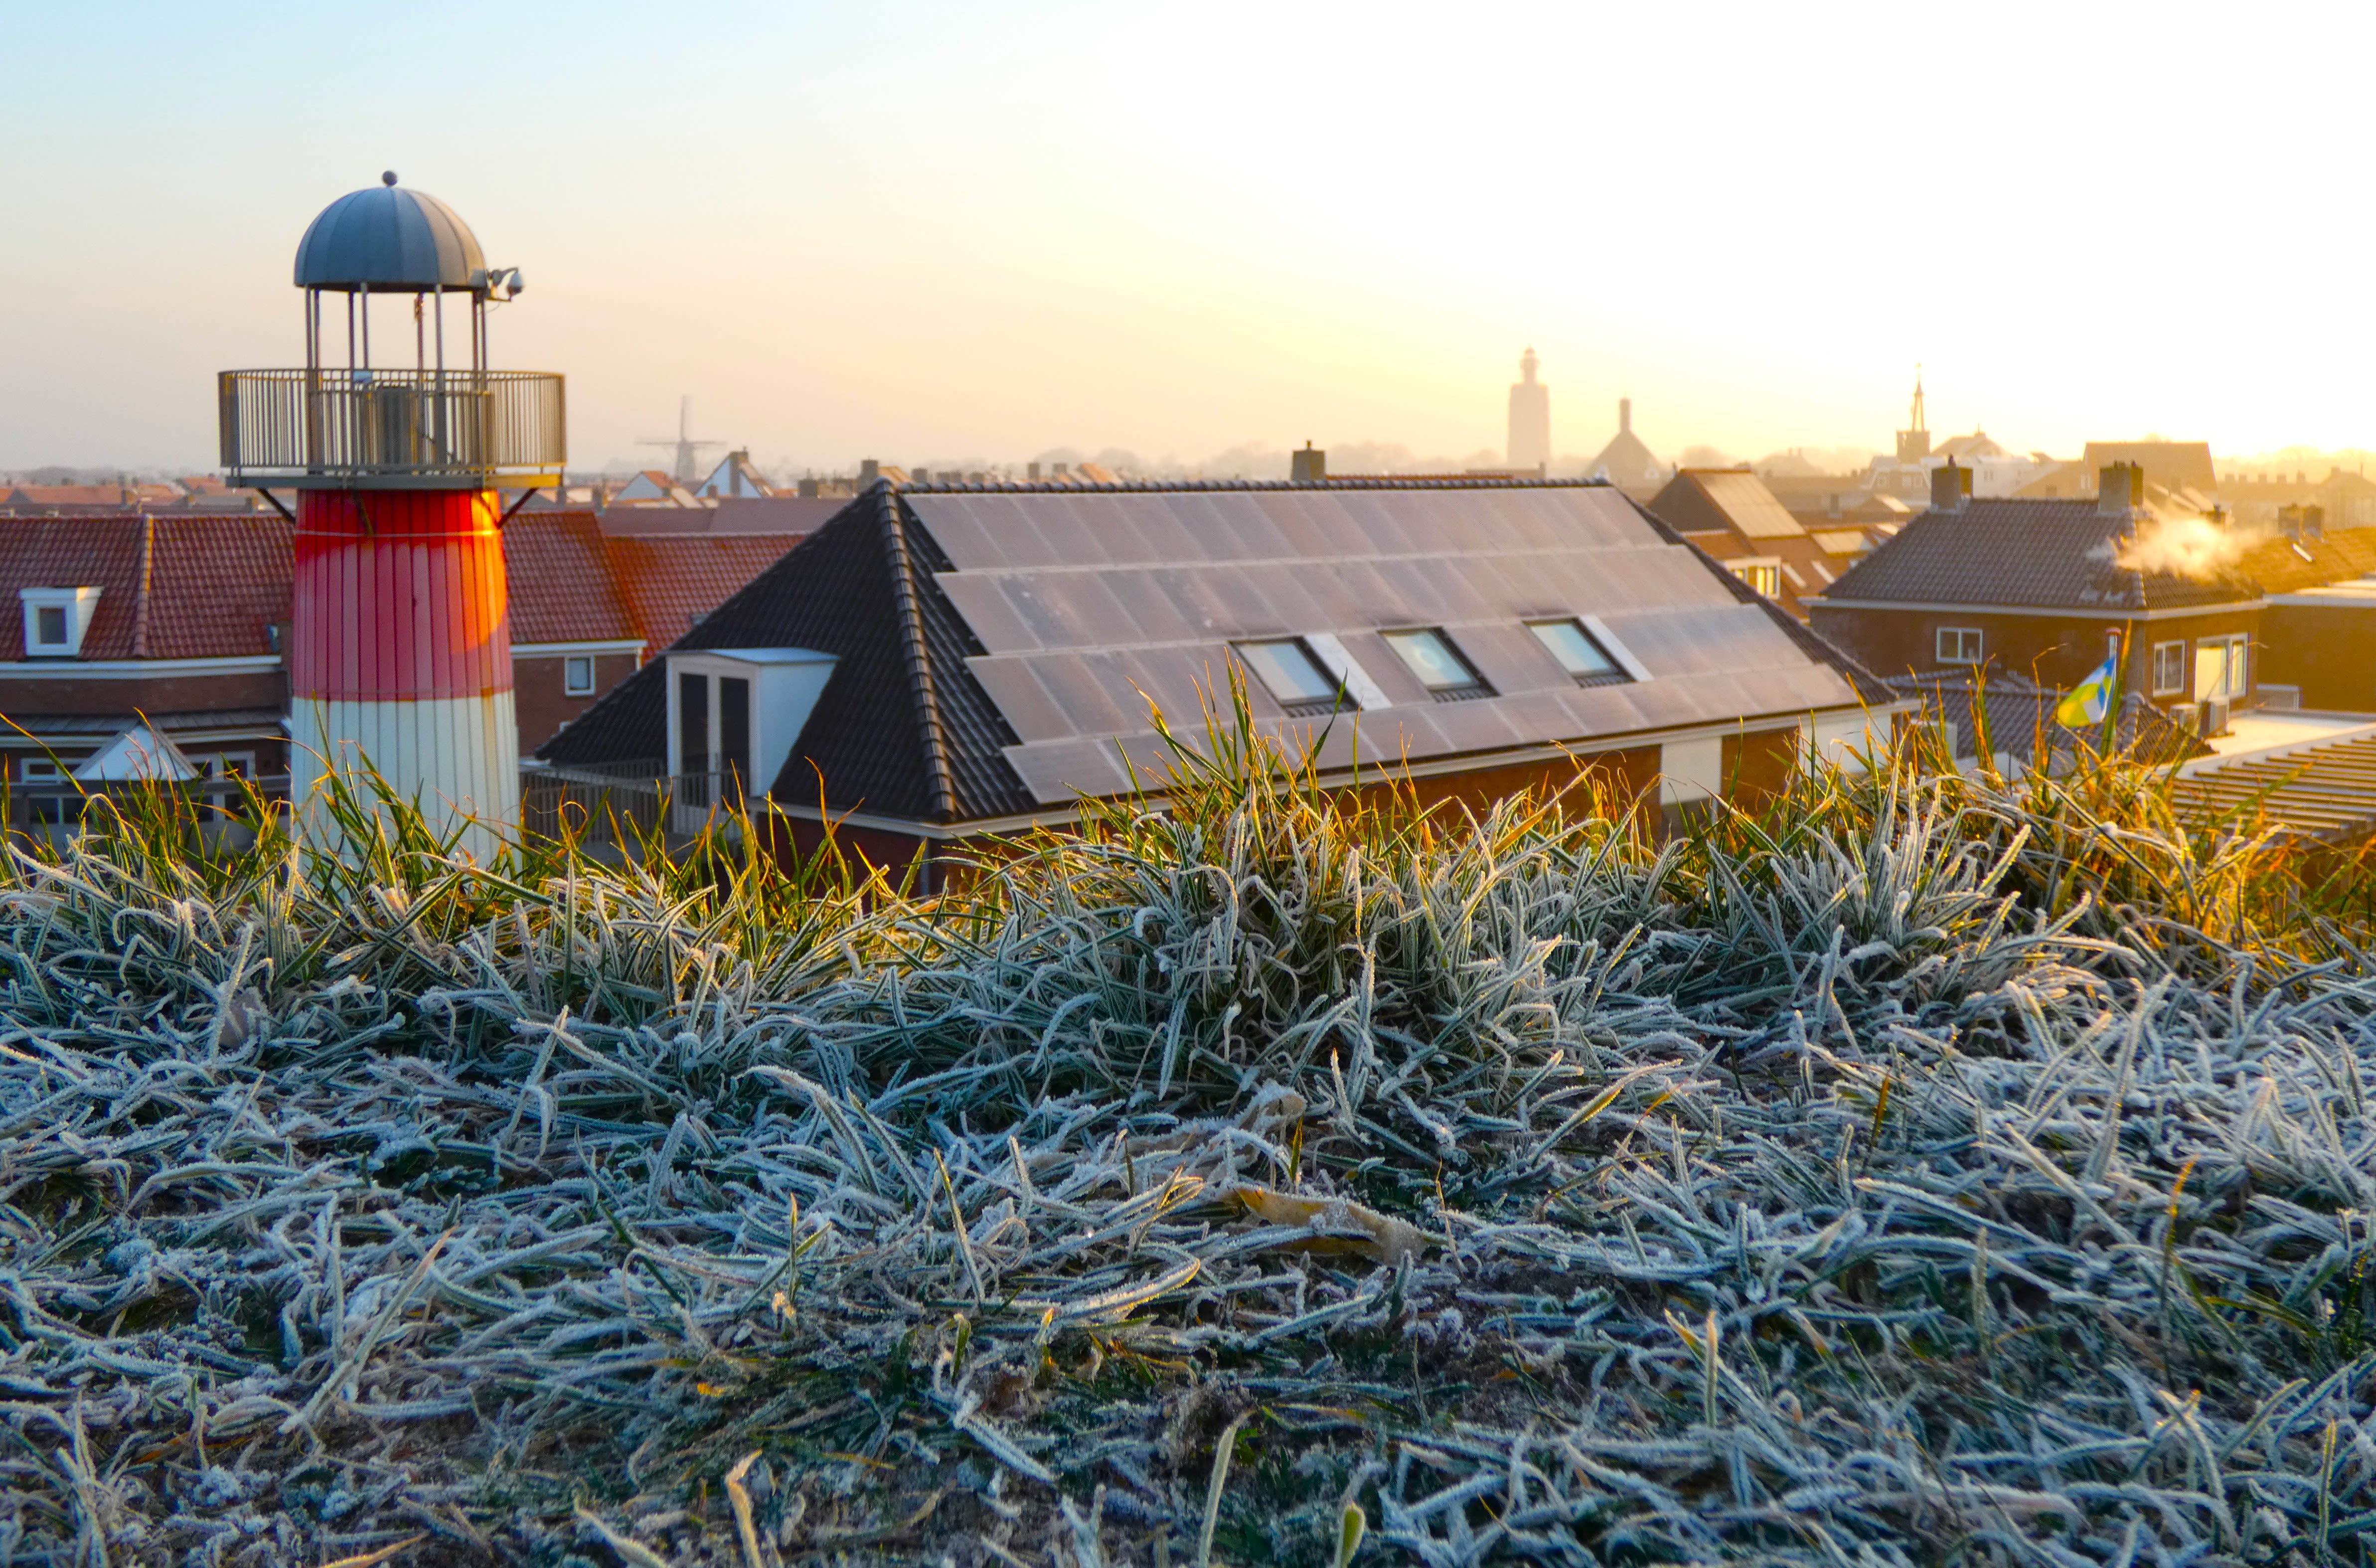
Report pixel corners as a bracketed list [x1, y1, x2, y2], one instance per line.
[221, 173, 563, 853]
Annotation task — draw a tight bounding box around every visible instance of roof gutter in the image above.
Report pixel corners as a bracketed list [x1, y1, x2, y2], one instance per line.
[1811, 595, 2264, 621]
[761, 700, 1914, 842]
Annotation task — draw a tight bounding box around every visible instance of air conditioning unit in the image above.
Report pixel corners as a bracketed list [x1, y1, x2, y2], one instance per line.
[2200, 697, 2232, 738]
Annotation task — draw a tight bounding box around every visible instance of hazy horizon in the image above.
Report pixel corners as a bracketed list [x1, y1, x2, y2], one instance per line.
[11, 2, 2376, 473]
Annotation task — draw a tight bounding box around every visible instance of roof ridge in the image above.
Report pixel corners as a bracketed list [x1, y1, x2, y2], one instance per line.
[877, 486, 959, 823]
[130, 514, 156, 658]
[893, 476, 1623, 494]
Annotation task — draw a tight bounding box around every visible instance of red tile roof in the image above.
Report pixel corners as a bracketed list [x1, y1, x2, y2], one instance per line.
[604, 531, 807, 651]
[0, 516, 292, 660]
[502, 513, 638, 644]
[0, 509, 804, 666]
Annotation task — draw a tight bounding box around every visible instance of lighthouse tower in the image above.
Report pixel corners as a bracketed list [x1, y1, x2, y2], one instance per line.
[220, 174, 564, 853]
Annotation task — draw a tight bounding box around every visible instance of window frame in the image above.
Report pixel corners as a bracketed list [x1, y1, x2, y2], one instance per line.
[1381, 627, 1493, 701]
[563, 654, 597, 697]
[1729, 558, 1783, 599]
[1526, 618, 1632, 688]
[1233, 637, 1351, 717]
[2193, 634, 2248, 701]
[1936, 626, 1984, 665]
[2150, 639, 2187, 696]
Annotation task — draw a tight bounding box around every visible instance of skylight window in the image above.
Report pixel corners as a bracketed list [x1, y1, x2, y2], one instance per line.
[1235, 638, 1348, 715]
[1384, 628, 1492, 701]
[1528, 619, 1630, 686]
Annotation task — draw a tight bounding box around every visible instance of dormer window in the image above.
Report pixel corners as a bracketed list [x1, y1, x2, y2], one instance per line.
[20, 588, 101, 658]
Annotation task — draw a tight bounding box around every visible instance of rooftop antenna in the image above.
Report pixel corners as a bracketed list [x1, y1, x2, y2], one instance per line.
[637, 396, 726, 483]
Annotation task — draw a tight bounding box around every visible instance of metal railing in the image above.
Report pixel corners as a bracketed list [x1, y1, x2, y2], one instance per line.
[4, 776, 288, 852]
[520, 767, 740, 846]
[219, 369, 565, 486]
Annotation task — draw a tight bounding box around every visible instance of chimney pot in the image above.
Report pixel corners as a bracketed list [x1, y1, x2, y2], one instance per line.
[2097, 463, 2142, 517]
[1929, 460, 1971, 513]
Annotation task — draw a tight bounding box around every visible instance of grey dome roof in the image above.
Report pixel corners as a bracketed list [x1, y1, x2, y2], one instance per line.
[293, 175, 486, 292]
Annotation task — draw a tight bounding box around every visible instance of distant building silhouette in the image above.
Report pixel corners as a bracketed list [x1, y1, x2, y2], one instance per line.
[1895, 368, 1930, 463]
[1588, 398, 1664, 496]
[1507, 348, 1550, 473]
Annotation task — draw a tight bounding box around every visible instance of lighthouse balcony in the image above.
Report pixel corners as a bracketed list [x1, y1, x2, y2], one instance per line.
[219, 369, 565, 489]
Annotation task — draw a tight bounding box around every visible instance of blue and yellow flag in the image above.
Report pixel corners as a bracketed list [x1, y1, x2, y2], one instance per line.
[2055, 651, 2119, 728]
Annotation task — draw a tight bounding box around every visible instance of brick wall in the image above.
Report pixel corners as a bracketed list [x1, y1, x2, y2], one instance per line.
[1809, 604, 2261, 704]
[514, 651, 643, 753]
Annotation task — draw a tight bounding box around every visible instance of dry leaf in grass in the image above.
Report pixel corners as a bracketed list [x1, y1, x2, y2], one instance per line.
[1232, 1186, 1426, 1264]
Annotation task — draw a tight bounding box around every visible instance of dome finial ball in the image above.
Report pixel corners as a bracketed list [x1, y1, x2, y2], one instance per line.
[381, 170, 398, 186]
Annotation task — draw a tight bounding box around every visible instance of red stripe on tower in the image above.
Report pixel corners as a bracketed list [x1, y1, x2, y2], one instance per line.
[292, 489, 510, 700]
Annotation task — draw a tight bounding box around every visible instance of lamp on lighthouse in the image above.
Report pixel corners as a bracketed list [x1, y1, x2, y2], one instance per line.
[220, 172, 565, 855]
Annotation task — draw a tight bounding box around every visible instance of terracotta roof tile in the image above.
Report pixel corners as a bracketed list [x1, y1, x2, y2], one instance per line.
[503, 513, 638, 644]
[603, 531, 808, 651]
[0, 516, 291, 660]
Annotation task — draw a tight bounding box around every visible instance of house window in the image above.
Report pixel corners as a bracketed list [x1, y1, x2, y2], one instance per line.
[1234, 638, 1348, 716]
[2151, 640, 2187, 696]
[34, 608, 65, 647]
[564, 655, 596, 696]
[1528, 619, 1631, 687]
[2194, 635, 2248, 701]
[1729, 560, 1782, 598]
[1382, 628, 1491, 701]
[1936, 627, 1984, 665]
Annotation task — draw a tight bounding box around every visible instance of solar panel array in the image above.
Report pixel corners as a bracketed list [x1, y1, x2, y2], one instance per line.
[906, 487, 1861, 805]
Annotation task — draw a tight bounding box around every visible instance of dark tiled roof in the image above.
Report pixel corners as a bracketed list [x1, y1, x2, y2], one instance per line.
[539, 490, 1030, 822]
[1649, 470, 1806, 540]
[1820, 500, 2255, 613]
[2233, 525, 2376, 595]
[1884, 672, 2209, 767]
[504, 513, 639, 644]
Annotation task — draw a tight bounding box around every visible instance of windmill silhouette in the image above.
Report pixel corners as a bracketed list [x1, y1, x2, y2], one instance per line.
[638, 396, 725, 483]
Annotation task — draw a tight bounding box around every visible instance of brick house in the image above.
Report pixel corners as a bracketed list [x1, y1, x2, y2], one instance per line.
[0, 516, 292, 789]
[0, 510, 813, 777]
[1809, 464, 2263, 731]
[2235, 520, 2376, 712]
[1646, 468, 1869, 620]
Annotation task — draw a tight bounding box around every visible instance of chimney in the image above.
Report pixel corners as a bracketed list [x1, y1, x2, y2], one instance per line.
[1929, 460, 1971, 513]
[796, 477, 820, 498]
[914, 468, 931, 484]
[1027, 461, 1041, 480]
[2097, 463, 2143, 517]
[2305, 503, 2327, 539]
[859, 459, 881, 484]
[1618, 397, 1633, 436]
[1290, 442, 1327, 484]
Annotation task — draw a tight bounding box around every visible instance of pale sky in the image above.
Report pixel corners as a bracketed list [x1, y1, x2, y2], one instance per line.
[6, 1, 2371, 474]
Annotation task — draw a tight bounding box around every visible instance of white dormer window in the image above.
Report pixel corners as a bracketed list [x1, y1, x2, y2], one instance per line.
[20, 588, 102, 658]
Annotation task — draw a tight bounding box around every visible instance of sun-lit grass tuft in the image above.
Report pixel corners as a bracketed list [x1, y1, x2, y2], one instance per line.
[0, 695, 2370, 1564]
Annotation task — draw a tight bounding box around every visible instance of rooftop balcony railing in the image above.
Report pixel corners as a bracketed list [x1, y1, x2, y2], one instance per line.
[219, 369, 565, 488]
